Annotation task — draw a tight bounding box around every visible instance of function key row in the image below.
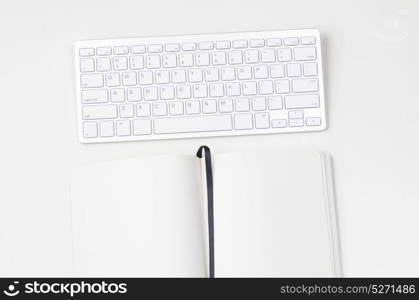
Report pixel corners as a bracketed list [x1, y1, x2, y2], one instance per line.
[79, 36, 316, 56]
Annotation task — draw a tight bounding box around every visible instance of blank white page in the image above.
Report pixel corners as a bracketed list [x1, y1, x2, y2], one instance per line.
[213, 149, 338, 277]
[71, 155, 206, 277]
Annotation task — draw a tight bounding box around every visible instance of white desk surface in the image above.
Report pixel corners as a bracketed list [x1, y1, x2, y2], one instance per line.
[0, 0, 417, 276]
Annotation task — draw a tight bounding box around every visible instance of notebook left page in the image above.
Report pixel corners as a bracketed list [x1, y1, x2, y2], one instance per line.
[71, 155, 207, 277]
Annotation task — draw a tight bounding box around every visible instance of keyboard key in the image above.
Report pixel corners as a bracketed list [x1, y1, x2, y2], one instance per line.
[100, 121, 114, 137]
[80, 58, 95, 72]
[97, 47, 112, 56]
[294, 47, 317, 61]
[261, 49, 276, 63]
[182, 42, 197, 51]
[306, 117, 321, 126]
[253, 65, 268, 79]
[226, 82, 241, 97]
[113, 56, 128, 70]
[209, 83, 224, 97]
[212, 51, 226, 65]
[193, 84, 212, 100]
[288, 110, 304, 119]
[133, 119, 152, 135]
[235, 98, 250, 112]
[275, 79, 290, 94]
[179, 53, 194, 67]
[152, 102, 167, 116]
[270, 64, 285, 78]
[199, 41, 214, 50]
[97, 57, 111, 71]
[131, 45, 146, 54]
[129, 56, 144, 70]
[267, 38, 282, 47]
[268, 96, 283, 110]
[116, 120, 131, 136]
[105, 73, 120, 87]
[143, 86, 158, 100]
[242, 81, 257, 95]
[146, 55, 161, 69]
[113, 46, 129, 55]
[196, 52, 210, 66]
[122, 72, 137, 86]
[186, 100, 201, 114]
[202, 99, 217, 114]
[255, 112, 270, 129]
[127, 87, 142, 101]
[237, 66, 252, 80]
[153, 70, 169, 85]
[232, 40, 248, 48]
[249, 39, 264, 47]
[219, 98, 233, 113]
[284, 94, 320, 109]
[139, 71, 153, 85]
[110, 88, 125, 102]
[147, 44, 163, 53]
[254, 65, 268, 79]
[165, 43, 180, 52]
[300, 36, 316, 45]
[81, 74, 103, 88]
[193, 84, 207, 98]
[83, 122, 97, 137]
[259, 80, 274, 95]
[169, 101, 184, 115]
[287, 63, 301, 77]
[119, 104, 135, 118]
[244, 50, 259, 63]
[228, 51, 243, 65]
[176, 85, 191, 99]
[303, 62, 318, 76]
[292, 78, 319, 92]
[82, 105, 117, 120]
[216, 41, 231, 49]
[235, 114, 253, 129]
[136, 103, 151, 117]
[154, 115, 232, 134]
[277, 48, 292, 62]
[81, 89, 108, 104]
[204, 68, 219, 81]
[160, 86, 175, 100]
[221, 67, 235, 81]
[163, 54, 177, 68]
[188, 68, 203, 82]
[284, 37, 299, 46]
[172, 69, 187, 83]
[251, 97, 266, 111]
[289, 118, 304, 127]
[79, 48, 94, 56]
[272, 119, 287, 128]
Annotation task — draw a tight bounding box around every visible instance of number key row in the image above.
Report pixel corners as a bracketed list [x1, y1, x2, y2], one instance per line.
[79, 47, 317, 72]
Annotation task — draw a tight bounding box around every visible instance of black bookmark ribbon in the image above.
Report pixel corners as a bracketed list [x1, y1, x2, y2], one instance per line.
[196, 145, 215, 278]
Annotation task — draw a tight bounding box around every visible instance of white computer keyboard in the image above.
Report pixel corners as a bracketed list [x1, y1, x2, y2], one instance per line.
[74, 29, 326, 143]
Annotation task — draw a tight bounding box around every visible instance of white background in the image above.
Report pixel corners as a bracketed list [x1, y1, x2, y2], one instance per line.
[0, 0, 417, 276]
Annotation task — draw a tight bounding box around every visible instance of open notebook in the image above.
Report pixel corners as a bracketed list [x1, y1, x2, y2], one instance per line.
[71, 146, 341, 277]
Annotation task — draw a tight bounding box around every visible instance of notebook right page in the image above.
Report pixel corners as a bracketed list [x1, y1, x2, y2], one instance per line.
[212, 148, 340, 277]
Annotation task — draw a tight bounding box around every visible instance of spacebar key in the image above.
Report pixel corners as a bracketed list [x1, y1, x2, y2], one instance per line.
[154, 115, 232, 134]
